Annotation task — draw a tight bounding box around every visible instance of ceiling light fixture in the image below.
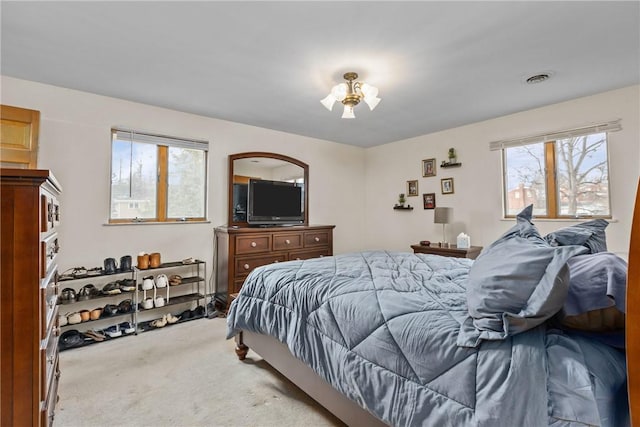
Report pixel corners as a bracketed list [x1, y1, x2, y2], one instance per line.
[320, 72, 381, 119]
[525, 73, 551, 84]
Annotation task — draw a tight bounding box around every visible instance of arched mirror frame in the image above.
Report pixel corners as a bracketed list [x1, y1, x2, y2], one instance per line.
[228, 152, 309, 227]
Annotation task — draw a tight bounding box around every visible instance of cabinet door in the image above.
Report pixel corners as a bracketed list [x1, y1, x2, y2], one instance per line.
[0, 105, 40, 169]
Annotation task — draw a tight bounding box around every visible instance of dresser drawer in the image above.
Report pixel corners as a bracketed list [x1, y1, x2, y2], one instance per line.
[41, 233, 59, 278]
[235, 234, 271, 254]
[40, 193, 61, 232]
[40, 325, 59, 403]
[289, 248, 331, 261]
[304, 230, 331, 247]
[235, 254, 287, 278]
[40, 283, 58, 339]
[273, 233, 303, 251]
[41, 355, 60, 427]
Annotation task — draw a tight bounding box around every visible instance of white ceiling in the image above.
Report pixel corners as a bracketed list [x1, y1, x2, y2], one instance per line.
[2, 1, 639, 148]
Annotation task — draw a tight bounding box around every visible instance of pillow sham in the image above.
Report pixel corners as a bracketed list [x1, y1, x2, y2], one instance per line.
[544, 219, 609, 254]
[457, 205, 588, 348]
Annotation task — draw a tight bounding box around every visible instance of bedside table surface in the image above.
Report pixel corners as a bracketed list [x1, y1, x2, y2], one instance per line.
[411, 244, 483, 259]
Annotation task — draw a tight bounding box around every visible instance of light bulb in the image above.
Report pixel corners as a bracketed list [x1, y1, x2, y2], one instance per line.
[364, 96, 381, 110]
[320, 94, 336, 111]
[360, 83, 378, 99]
[331, 83, 348, 102]
[341, 105, 355, 119]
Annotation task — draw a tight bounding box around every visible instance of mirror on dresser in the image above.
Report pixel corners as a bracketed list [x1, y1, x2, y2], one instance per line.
[228, 152, 309, 227]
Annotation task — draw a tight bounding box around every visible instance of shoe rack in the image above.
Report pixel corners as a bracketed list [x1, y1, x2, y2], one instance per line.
[56, 259, 207, 351]
[57, 268, 137, 351]
[134, 259, 207, 333]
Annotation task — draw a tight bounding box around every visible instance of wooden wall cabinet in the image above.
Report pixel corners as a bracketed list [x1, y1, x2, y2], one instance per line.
[1, 168, 62, 426]
[1, 105, 40, 169]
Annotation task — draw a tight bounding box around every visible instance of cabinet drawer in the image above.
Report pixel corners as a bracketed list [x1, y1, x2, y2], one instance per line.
[235, 254, 287, 277]
[304, 231, 330, 247]
[289, 248, 331, 261]
[40, 285, 58, 339]
[232, 279, 246, 295]
[42, 355, 60, 427]
[273, 233, 303, 251]
[40, 326, 59, 402]
[40, 193, 61, 232]
[41, 233, 59, 278]
[236, 234, 271, 254]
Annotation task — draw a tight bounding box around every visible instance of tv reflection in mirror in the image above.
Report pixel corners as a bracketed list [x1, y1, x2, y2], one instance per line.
[247, 179, 304, 226]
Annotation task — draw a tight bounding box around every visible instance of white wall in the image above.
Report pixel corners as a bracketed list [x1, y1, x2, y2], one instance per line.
[364, 85, 640, 258]
[0, 76, 367, 282]
[3, 76, 638, 274]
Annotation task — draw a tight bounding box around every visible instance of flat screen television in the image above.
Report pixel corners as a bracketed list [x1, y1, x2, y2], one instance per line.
[247, 179, 304, 225]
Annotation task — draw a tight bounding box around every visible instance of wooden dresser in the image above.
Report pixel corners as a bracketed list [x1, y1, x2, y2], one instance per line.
[1, 169, 62, 426]
[215, 225, 335, 301]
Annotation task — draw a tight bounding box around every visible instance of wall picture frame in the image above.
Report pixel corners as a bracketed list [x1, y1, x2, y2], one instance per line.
[423, 193, 435, 209]
[407, 180, 419, 197]
[441, 178, 454, 194]
[422, 158, 436, 177]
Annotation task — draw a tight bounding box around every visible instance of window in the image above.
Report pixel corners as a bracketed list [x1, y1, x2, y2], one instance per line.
[110, 129, 208, 223]
[492, 121, 620, 219]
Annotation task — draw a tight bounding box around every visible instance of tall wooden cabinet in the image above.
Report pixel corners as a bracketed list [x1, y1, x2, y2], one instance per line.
[1, 168, 62, 426]
[215, 225, 334, 303]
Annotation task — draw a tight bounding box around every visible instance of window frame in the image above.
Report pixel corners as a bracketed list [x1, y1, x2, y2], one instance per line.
[109, 128, 209, 224]
[501, 136, 612, 220]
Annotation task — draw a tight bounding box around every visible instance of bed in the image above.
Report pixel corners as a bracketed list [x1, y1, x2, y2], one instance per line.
[227, 180, 640, 427]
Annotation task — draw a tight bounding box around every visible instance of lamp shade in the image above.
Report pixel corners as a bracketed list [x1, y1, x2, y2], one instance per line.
[434, 207, 452, 224]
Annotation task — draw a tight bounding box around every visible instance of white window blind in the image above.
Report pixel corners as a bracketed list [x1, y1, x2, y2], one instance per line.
[489, 119, 621, 151]
[113, 128, 209, 151]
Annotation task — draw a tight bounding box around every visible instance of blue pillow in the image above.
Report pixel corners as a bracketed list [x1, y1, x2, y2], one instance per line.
[544, 219, 609, 254]
[457, 205, 588, 347]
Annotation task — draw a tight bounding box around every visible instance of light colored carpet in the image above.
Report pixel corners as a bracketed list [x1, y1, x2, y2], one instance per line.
[55, 317, 344, 427]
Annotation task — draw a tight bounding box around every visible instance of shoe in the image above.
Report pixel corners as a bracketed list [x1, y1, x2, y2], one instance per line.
[102, 304, 119, 317]
[103, 258, 117, 275]
[59, 330, 84, 350]
[181, 257, 195, 264]
[166, 313, 180, 324]
[155, 274, 168, 288]
[179, 309, 193, 320]
[90, 307, 103, 320]
[67, 312, 82, 325]
[119, 322, 136, 334]
[141, 276, 154, 290]
[102, 282, 121, 295]
[83, 330, 106, 342]
[117, 299, 133, 314]
[193, 306, 205, 317]
[118, 279, 136, 292]
[119, 255, 132, 271]
[79, 309, 91, 322]
[78, 284, 99, 300]
[103, 324, 122, 338]
[169, 275, 182, 286]
[150, 315, 167, 328]
[60, 288, 77, 304]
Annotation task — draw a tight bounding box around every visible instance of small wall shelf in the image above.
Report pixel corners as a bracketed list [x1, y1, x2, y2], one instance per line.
[440, 162, 462, 168]
[393, 205, 413, 210]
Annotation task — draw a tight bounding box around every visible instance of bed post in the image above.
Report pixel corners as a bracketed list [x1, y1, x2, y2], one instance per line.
[235, 331, 249, 360]
[627, 178, 640, 425]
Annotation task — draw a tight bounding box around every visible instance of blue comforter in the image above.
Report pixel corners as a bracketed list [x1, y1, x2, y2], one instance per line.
[226, 251, 627, 427]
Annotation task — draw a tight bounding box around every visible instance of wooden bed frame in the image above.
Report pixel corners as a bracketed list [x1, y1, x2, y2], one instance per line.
[235, 179, 640, 426]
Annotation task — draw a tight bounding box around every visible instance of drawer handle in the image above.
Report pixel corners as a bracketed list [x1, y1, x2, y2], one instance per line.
[243, 264, 250, 270]
[295, 257, 301, 260]
[314, 237, 320, 242]
[273, 260, 279, 263]
[285, 239, 290, 245]
[250, 242, 257, 248]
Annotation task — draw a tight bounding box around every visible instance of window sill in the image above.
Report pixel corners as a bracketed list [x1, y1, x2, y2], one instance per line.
[500, 217, 618, 223]
[104, 220, 211, 226]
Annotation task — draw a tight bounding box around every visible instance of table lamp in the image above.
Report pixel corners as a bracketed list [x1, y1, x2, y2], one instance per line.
[434, 207, 452, 244]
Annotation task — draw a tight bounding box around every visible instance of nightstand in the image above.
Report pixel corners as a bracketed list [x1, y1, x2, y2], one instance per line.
[411, 244, 483, 260]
